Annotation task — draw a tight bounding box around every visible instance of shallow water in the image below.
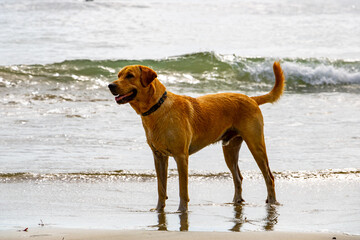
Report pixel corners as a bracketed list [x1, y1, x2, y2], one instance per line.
[1, 0, 360, 234]
[1, 90, 359, 173]
[1, 175, 359, 233]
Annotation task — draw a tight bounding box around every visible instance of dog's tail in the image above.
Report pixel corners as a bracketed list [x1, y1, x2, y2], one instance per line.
[251, 61, 285, 106]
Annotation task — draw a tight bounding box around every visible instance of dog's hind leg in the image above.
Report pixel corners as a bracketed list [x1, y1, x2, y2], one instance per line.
[153, 150, 169, 212]
[244, 124, 277, 204]
[222, 136, 245, 205]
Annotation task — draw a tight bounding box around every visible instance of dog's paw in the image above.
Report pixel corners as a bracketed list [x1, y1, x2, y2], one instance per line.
[234, 199, 245, 205]
[266, 198, 280, 205]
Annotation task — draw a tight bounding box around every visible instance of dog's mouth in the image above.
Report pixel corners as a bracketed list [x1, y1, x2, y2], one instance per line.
[114, 89, 137, 104]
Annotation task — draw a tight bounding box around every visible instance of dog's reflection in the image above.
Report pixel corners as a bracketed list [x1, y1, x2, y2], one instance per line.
[263, 204, 279, 231]
[155, 204, 278, 232]
[230, 205, 245, 232]
[156, 211, 167, 231]
[156, 211, 189, 231]
[230, 204, 279, 232]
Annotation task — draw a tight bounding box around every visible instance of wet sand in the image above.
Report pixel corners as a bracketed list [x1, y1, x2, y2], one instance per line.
[1, 175, 360, 233]
[1, 228, 359, 240]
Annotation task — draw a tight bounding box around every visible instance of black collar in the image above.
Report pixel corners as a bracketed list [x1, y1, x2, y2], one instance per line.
[142, 91, 167, 116]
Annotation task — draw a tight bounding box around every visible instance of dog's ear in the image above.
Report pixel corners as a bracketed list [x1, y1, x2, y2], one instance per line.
[139, 65, 157, 87]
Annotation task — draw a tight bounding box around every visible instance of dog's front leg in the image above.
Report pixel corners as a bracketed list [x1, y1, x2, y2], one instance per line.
[153, 150, 169, 212]
[174, 154, 189, 212]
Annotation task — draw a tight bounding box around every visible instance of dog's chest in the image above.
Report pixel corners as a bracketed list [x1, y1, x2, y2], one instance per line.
[142, 122, 170, 153]
[143, 121, 184, 156]
[146, 132, 173, 156]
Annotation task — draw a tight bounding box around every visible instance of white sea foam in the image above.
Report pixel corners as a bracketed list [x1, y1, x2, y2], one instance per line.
[283, 61, 360, 85]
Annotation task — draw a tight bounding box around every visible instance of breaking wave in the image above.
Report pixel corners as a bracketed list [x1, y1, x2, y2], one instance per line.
[1, 52, 359, 93]
[1, 169, 359, 183]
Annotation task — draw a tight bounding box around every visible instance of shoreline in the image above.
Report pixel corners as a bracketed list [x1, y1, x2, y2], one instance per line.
[0, 228, 359, 240]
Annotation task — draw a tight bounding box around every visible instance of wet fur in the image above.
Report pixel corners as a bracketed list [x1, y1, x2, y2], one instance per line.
[109, 62, 285, 212]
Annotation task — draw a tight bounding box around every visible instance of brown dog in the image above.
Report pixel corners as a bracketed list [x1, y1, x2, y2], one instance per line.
[108, 62, 285, 212]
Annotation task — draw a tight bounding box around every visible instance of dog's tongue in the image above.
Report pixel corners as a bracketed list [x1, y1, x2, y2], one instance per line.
[115, 92, 133, 102]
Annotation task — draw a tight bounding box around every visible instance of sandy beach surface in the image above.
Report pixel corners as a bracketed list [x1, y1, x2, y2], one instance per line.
[1, 228, 359, 240]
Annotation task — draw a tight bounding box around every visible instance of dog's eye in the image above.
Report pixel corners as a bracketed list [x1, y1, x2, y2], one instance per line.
[126, 73, 134, 79]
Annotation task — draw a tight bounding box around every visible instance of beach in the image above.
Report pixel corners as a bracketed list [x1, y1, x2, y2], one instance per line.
[1, 171, 359, 233]
[1, 0, 360, 237]
[1, 228, 360, 240]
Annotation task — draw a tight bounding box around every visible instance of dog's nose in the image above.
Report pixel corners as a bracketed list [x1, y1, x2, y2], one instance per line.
[108, 83, 117, 92]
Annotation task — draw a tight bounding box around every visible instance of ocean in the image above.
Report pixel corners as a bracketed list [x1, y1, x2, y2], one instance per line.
[0, 0, 359, 234]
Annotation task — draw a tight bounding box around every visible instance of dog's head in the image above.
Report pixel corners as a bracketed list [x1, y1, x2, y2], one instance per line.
[108, 65, 157, 104]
